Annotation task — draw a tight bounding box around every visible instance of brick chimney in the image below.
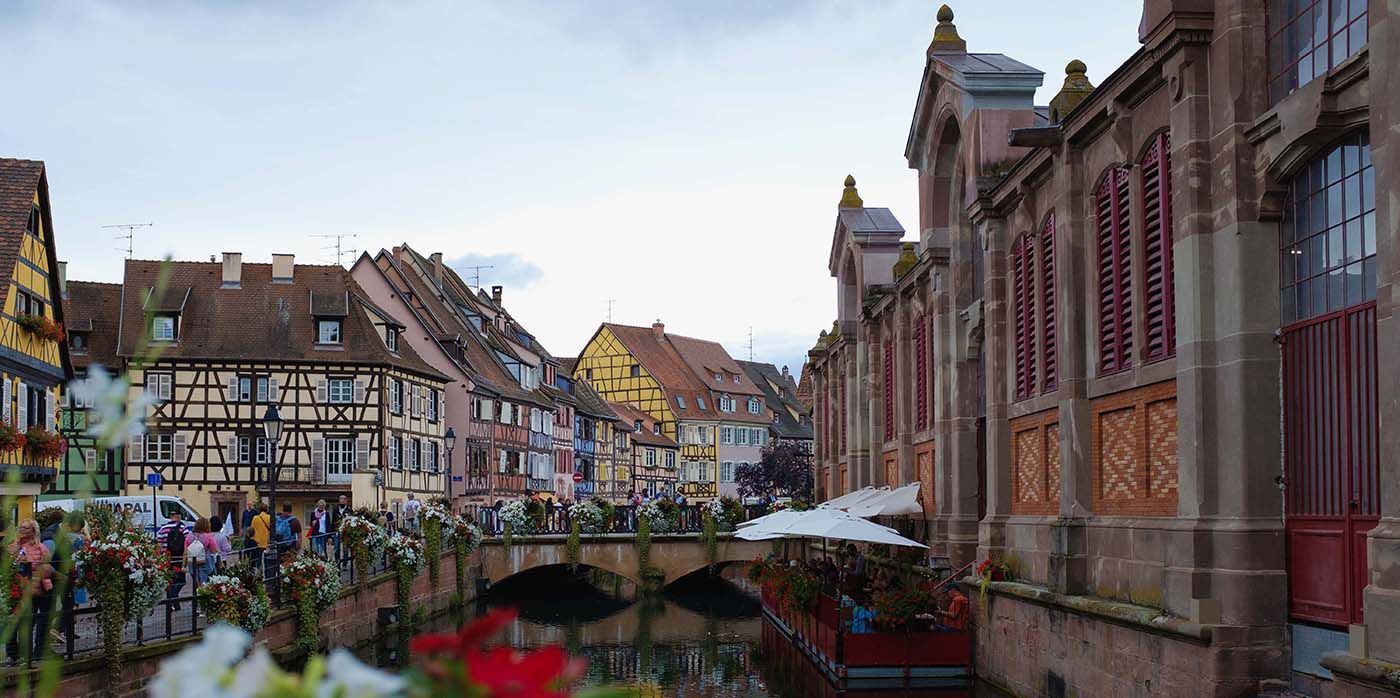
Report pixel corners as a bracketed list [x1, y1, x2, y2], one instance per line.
[491, 285, 503, 306]
[221, 252, 242, 288]
[652, 320, 665, 340]
[271, 253, 294, 283]
[430, 252, 444, 289]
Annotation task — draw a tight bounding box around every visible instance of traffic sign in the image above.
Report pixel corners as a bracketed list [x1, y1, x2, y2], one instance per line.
[146, 473, 162, 487]
[452, 476, 463, 482]
[572, 472, 584, 483]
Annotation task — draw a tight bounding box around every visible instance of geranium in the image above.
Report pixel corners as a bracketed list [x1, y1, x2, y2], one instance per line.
[409, 609, 586, 697]
[281, 554, 341, 652]
[385, 534, 424, 618]
[637, 499, 677, 533]
[569, 500, 606, 534]
[74, 525, 172, 680]
[420, 502, 452, 587]
[0, 423, 24, 452]
[705, 496, 744, 531]
[23, 427, 67, 460]
[339, 510, 388, 586]
[872, 586, 932, 630]
[16, 313, 64, 342]
[197, 574, 270, 634]
[449, 514, 482, 600]
[499, 499, 533, 550]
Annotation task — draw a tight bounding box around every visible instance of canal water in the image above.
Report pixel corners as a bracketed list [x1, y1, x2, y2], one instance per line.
[363, 566, 1007, 697]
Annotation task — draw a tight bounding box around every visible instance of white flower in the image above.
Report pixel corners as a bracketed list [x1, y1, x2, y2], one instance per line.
[226, 647, 277, 698]
[149, 625, 251, 698]
[317, 649, 406, 698]
[70, 365, 158, 449]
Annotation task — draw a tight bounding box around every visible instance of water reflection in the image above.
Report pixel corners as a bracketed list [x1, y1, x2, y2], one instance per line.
[364, 568, 1005, 698]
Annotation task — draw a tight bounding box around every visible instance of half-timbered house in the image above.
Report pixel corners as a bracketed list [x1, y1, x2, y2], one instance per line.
[737, 361, 814, 454]
[0, 159, 72, 520]
[562, 360, 618, 502]
[610, 402, 678, 499]
[109, 254, 448, 525]
[54, 278, 124, 499]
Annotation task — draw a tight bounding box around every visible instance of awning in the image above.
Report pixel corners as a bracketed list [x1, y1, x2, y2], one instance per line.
[735, 508, 925, 548]
[842, 482, 923, 517]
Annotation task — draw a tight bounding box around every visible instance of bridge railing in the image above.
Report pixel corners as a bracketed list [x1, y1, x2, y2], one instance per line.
[462, 503, 770, 537]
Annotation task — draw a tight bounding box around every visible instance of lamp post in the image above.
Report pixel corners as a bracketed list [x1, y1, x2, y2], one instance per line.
[444, 427, 457, 505]
[262, 404, 285, 518]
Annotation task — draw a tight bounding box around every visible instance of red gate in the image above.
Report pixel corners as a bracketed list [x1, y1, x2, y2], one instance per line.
[1282, 303, 1379, 626]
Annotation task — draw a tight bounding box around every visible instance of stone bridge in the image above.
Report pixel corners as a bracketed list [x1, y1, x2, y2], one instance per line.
[477, 533, 770, 589]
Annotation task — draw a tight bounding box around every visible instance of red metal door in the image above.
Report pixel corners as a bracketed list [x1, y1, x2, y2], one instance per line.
[1282, 303, 1379, 626]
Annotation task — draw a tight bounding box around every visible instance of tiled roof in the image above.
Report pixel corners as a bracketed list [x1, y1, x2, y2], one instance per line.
[569, 373, 617, 421]
[608, 401, 678, 448]
[65, 281, 122, 371]
[113, 259, 446, 381]
[0, 160, 45, 300]
[598, 323, 714, 422]
[737, 360, 814, 440]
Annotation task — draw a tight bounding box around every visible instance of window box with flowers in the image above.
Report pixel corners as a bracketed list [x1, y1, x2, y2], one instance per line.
[15, 313, 65, 343]
[0, 423, 25, 453]
[24, 427, 66, 461]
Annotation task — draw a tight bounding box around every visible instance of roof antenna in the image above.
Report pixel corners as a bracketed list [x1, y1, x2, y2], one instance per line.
[459, 265, 493, 288]
[747, 326, 755, 361]
[606, 299, 616, 323]
[103, 222, 152, 259]
[311, 233, 358, 266]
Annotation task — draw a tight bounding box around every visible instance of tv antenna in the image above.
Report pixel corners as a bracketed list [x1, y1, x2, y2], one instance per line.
[102, 222, 153, 259]
[311, 233, 358, 266]
[460, 265, 493, 288]
[747, 326, 755, 361]
[606, 299, 616, 322]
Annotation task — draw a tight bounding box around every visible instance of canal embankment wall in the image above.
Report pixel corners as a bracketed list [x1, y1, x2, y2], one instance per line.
[10, 550, 476, 698]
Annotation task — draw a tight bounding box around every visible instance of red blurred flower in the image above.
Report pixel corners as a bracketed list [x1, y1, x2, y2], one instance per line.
[410, 608, 518, 658]
[467, 645, 586, 698]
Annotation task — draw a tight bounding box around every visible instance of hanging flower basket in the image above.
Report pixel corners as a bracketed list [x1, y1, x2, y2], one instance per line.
[16, 314, 64, 342]
[23, 427, 67, 461]
[0, 424, 25, 453]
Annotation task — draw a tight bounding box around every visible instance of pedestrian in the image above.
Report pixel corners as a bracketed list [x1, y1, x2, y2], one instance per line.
[157, 509, 190, 609]
[675, 492, 686, 506]
[6, 519, 53, 665]
[331, 495, 350, 559]
[240, 500, 258, 535]
[378, 501, 396, 532]
[188, 518, 217, 587]
[44, 511, 86, 646]
[210, 514, 233, 569]
[402, 493, 421, 533]
[308, 499, 331, 557]
[248, 504, 272, 569]
[274, 503, 302, 555]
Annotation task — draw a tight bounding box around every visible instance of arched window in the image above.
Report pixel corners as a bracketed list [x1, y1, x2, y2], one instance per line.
[1039, 214, 1058, 393]
[1095, 167, 1133, 375]
[1140, 134, 1175, 363]
[1012, 233, 1036, 400]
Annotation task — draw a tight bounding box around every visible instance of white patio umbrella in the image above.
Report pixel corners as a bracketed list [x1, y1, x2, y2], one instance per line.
[734, 525, 789, 541]
[843, 482, 923, 518]
[744, 508, 926, 548]
[737, 508, 804, 529]
[817, 486, 886, 510]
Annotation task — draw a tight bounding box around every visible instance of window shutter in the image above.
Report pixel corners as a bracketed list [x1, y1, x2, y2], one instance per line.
[311, 437, 325, 483]
[128, 433, 143, 462]
[355, 437, 371, 468]
[2, 379, 10, 425]
[267, 378, 279, 402]
[227, 376, 238, 401]
[1013, 234, 1034, 400]
[173, 434, 187, 462]
[1096, 168, 1134, 374]
[226, 436, 237, 463]
[353, 379, 367, 403]
[145, 373, 157, 398]
[1140, 133, 1175, 363]
[1040, 214, 1058, 392]
[46, 389, 54, 431]
[316, 379, 328, 403]
[17, 381, 27, 430]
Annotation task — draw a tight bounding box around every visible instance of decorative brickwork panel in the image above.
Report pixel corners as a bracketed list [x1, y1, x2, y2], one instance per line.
[915, 442, 935, 516]
[1010, 409, 1058, 516]
[1090, 380, 1178, 516]
[883, 450, 899, 487]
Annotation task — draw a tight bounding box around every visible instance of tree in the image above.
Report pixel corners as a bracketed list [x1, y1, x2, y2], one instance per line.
[735, 442, 814, 502]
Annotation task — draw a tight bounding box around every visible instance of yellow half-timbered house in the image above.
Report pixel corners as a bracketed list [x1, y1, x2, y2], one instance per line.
[0, 160, 72, 521]
[100, 254, 448, 525]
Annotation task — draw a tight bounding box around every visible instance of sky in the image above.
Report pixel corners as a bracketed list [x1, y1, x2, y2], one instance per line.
[1, 0, 1142, 376]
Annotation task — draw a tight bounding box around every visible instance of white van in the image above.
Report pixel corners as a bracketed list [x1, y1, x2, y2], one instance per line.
[44, 496, 201, 531]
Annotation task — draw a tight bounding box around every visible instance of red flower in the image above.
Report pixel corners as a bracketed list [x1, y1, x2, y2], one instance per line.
[467, 645, 586, 698]
[410, 608, 518, 658]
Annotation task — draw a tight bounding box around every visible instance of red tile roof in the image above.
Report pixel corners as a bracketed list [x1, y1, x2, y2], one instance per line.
[0, 160, 45, 300]
[598, 323, 713, 421]
[608, 401, 678, 448]
[113, 259, 446, 380]
[64, 281, 122, 371]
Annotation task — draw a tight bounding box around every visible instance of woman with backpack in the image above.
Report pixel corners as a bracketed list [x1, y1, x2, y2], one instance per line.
[187, 518, 217, 587]
[6, 519, 53, 665]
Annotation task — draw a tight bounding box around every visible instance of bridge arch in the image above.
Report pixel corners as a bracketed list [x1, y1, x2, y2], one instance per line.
[478, 535, 769, 589]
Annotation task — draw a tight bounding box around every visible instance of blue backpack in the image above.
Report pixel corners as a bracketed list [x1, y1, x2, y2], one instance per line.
[274, 515, 294, 549]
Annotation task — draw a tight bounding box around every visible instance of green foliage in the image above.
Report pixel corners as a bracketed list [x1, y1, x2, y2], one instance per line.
[424, 519, 443, 588]
[503, 521, 513, 552]
[636, 515, 651, 575]
[702, 511, 718, 568]
[567, 519, 581, 573]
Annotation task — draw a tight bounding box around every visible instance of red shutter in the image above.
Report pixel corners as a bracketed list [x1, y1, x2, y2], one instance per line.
[1013, 234, 1035, 400]
[883, 339, 895, 441]
[1040, 214, 1058, 392]
[915, 314, 928, 430]
[1096, 168, 1134, 374]
[1141, 133, 1176, 363]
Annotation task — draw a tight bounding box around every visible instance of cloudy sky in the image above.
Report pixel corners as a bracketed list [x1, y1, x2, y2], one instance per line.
[2, 0, 1141, 375]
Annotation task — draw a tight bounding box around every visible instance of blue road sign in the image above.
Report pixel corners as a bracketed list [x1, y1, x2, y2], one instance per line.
[452, 476, 464, 482]
[146, 473, 162, 487]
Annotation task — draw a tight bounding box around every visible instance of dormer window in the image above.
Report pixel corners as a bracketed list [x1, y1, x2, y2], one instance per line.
[317, 319, 342, 344]
[653, 422, 661, 435]
[714, 372, 722, 382]
[676, 395, 686, 409]
[386, 328, 399, 353]
[697, 396, 707, 411]
[69, 332, 88, 354]
[152, 314, 178, 342]
[633, 419, 643, 432]
[748, 397, 762, 414]
[733, 374, 740, 384]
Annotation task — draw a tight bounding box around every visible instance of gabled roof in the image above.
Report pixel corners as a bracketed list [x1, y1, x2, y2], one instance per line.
[0, 158, 72, 379]
[737, 360, 814, 441]
[593, 323, 714, 422]
[113, 259, 446, 381]
[65, 281, 122, 371]
[566, 371, 617, 422]
[608, 401, 678, 449]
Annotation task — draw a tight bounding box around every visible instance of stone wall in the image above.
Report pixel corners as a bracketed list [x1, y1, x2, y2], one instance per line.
[11, 551, 475, 698]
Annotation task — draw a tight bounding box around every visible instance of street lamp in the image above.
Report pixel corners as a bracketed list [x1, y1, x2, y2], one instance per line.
[262, 404, 284, 518]
[444, 427, 457, 504]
